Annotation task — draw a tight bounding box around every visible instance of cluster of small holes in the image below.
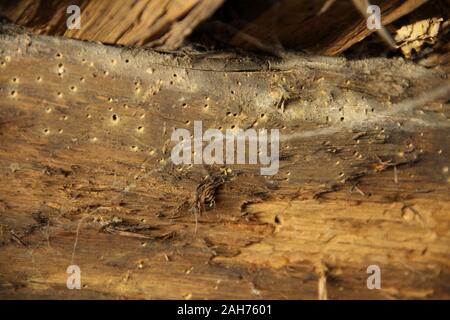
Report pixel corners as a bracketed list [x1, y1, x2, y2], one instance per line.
[0, 53, 224, 161]
[204, 97, 210, 109]
[134, 80, 141, 93]
[57, 63, 65, 78]
[1, 56, 10, 67]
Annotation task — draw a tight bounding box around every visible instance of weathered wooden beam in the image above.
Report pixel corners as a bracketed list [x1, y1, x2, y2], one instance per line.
[0, 24, 449, 299]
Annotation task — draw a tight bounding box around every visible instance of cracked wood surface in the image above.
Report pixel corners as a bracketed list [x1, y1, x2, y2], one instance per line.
[0, 25, 449, 299]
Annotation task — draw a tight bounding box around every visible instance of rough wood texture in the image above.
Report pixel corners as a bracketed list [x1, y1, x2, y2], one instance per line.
[0, 0, 435, 54]
[0, 0, 224, 49]
[0, 25, 449, 299]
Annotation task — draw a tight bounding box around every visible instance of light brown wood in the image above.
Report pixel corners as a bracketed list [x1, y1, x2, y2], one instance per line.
[0, 24, 449, 299]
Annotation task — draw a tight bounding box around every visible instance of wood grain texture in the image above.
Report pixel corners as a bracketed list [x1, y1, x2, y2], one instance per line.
[0, 25, 449, 299]
[0, 0, 224, 49]
[0, 0, 436, 55]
